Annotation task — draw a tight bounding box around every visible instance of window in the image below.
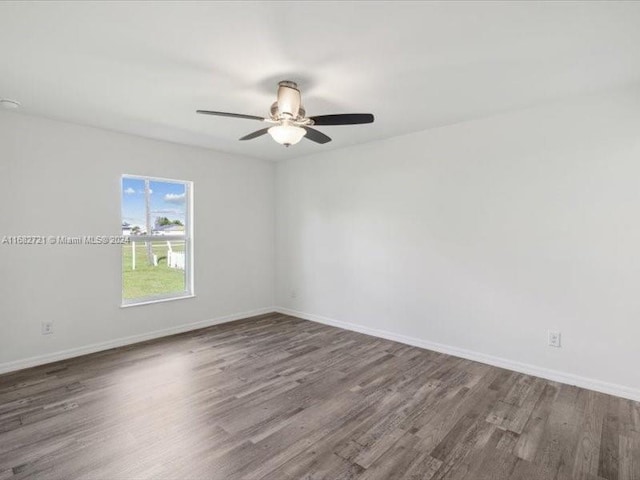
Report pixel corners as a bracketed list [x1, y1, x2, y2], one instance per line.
[121, 175, 193, 305]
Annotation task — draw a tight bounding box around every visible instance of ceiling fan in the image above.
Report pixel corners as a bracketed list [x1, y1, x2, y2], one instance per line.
[197, 81, 374, 147]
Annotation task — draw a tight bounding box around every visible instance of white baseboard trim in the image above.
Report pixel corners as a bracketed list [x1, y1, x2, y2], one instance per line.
[275, 307, 640, 402]
[0, 306, 276, 375]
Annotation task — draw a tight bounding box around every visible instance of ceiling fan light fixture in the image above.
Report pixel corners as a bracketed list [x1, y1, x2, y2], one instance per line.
[196, 80, 375, 147]
[268, 124, 306, 146]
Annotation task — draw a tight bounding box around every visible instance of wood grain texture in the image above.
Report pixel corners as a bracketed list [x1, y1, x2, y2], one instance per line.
[0, 312, 638, 479]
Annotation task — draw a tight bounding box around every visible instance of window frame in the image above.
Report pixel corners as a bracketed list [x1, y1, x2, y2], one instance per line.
[120, 174, 194, 307]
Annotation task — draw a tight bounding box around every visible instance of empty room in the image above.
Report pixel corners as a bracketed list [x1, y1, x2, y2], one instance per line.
[1, 1, 639, 479]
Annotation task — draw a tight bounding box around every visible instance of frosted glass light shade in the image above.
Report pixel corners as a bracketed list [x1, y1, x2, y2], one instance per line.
[268, 124, 306, 146]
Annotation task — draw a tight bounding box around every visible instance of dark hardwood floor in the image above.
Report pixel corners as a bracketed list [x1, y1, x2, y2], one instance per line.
[0, 313, 638, 479]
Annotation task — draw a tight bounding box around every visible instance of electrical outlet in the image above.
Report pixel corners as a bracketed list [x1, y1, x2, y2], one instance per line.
[548, 330, 561, 348]
[41, 321, 53, 335]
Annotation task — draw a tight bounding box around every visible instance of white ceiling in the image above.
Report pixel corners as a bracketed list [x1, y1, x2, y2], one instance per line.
[2, 1, 640, 161]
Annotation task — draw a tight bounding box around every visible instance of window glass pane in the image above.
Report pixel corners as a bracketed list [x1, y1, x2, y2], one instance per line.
[121, 177, 146, 235]
[121, 176, 190, 304]
[149, 180, 187, 236]
[122, 240, 187, 300]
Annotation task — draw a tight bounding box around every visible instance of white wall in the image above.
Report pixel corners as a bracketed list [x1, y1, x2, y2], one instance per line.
[276, 87, 640, 397]
[0, 112, 275, 369]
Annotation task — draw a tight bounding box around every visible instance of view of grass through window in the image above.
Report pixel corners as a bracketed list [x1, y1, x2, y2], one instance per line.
[121, 176, 191, 303]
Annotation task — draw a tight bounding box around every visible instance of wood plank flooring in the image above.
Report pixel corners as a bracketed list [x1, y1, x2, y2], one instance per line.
[0, 312, 638, 479]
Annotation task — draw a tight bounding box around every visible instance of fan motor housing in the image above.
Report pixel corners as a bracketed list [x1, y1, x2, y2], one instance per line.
[275, 81, 302, 119]
[270, 102, 305, 121]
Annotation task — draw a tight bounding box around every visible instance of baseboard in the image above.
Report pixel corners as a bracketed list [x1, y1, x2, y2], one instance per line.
[5, 306, 638, 402]
[275, 307, 640, 402]
[0, 306, 276, 375]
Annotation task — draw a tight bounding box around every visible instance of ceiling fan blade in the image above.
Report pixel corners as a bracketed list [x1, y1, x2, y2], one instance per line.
[239, 128, 270, 141]
[309, 113, 374, 126]
[303, 127, 332, 144]
[197, 110, 265, 121]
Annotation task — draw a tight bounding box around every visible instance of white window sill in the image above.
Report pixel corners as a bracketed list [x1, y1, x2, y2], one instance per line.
[121, 294, 195, 308]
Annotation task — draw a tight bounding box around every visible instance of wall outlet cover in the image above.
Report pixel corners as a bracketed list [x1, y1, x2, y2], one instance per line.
[41, 321, 54, 335]
[548, 330, 561, 348]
